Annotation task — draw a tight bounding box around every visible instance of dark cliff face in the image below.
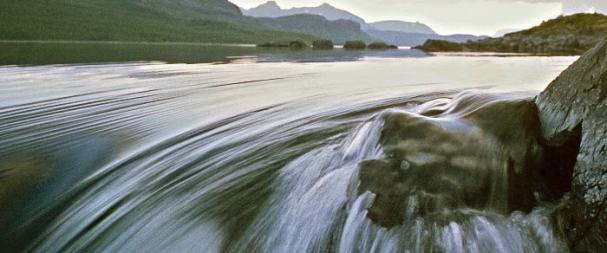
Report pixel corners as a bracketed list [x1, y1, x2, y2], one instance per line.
[536, 40, 607, 251]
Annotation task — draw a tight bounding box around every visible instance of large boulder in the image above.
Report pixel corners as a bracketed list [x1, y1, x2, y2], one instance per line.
[358, 93, 564, 227]
[536, 40, 607, 251]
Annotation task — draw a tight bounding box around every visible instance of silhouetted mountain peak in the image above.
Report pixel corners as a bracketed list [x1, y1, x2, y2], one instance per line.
[261, 1, 280, 9]
[242, 1, 441, 35]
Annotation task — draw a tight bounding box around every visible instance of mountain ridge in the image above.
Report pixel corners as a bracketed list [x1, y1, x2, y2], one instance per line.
[256, 14, 373, 44]
[242, 1, 486, 46]
[243, 1, 370, 29]
[0, 0, 377, 44]
[368, 20, 436, 35]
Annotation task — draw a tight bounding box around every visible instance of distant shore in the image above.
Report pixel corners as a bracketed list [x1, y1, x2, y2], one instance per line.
[0, 40, 413, 50]
[0, 40, 258, 47]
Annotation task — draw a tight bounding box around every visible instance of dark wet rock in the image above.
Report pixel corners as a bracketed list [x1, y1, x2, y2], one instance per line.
[536, 40, 607, 251]
[359, 96, 557, 227]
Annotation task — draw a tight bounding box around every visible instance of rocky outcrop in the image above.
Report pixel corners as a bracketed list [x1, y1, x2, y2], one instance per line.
[536, 39, 607, 251]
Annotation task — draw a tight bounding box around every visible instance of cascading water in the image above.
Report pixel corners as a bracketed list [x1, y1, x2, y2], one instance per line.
[0, 59, 576, 253]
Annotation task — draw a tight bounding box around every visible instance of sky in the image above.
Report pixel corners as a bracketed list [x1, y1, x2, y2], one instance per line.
[230, 0, 601, 36]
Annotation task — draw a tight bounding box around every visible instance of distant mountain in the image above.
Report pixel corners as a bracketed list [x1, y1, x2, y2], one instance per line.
[244, 2, 439, 35]
[0, 0, 376, 45]
[243, 1, 371, 29]
[416, 13, 607, 54]
[369, 21, 436, 35]
[367, 30, 486, 47]
[243, 1, 485, 46]
[256, 14, 373, 44]
[1, 0, 484, 47]
[0, 0, 322, 43]
[243, 1, 283, 17]
[185, 0, 242, 16]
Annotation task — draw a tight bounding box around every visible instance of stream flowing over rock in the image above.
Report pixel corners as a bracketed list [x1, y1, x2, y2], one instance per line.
[536, 40, 607, 251]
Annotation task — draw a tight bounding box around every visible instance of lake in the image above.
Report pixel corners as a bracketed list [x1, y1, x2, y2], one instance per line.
[0, 41, 424, 65]
[0, 42, 577, 252]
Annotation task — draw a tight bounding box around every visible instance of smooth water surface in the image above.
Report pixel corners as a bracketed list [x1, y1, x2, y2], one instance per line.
[0, 41, 425, 65]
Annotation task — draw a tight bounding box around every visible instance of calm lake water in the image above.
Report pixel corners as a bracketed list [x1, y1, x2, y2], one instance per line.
[0, 41, 424, 65]
[0, 43, 577, 252]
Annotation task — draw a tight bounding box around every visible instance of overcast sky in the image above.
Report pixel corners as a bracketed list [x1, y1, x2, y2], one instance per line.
[230, 0, 601, 35]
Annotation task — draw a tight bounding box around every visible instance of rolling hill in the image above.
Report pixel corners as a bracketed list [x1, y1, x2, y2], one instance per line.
[1, 0, 487, 46]
[416, 13, 607, 54]
[0, 0, 319, 43]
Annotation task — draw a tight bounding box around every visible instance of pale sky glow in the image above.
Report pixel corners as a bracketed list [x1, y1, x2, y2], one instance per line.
[230, 0, 565, 35]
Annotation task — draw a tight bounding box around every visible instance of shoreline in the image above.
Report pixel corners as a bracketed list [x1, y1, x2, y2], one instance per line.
[0, 40, 257, 47]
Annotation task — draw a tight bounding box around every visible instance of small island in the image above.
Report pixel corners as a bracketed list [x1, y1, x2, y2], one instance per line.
[343, 40, 367, 50]
[257, 39, 398, 51]
[312, 40, 334, 50]
[367, 42, 398, 50]
[289, 40, 309, 50]
[257, 40, 309, 49]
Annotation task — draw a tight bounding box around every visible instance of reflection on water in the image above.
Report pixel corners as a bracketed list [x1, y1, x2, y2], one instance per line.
[0, 55, 577, 252]
[0, 41, 426, 66]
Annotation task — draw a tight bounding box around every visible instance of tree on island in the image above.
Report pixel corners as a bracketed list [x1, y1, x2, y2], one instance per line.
[368, 42, 398, 50]
[343, 40, 366, 50]
[313, 40, 334, 50]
